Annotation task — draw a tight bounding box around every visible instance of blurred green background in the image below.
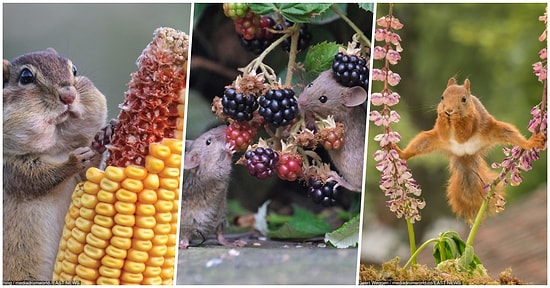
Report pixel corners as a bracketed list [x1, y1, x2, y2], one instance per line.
[3, 3, 192, 120]
[362, 2, 547, 277]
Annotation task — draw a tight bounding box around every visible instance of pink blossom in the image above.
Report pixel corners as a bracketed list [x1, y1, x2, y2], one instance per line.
[388, 71, 401, 86]
[387, 49, 401, 65]
[375, 29, 386, 42]
[539, 48, 547, 60]
[373, 46, 387, 60]
[371, 69, 386, 81]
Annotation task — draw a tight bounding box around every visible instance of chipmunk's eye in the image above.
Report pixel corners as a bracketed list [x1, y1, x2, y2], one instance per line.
[206, 137, 212, 146]
[18, 68, 35, 85]
[319, 95, 328, 103]
[72, 64, 77, 76]
[461, 96, 467, 103]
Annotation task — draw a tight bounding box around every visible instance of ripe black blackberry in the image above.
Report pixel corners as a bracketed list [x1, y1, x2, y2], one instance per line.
[221, 87, 259, 121]
[274, 20, 312, 52]
[243, 147, 280, 180]
[258, 88, 298, 127]
[332, 52, 369, 91]
[307, 178, 340, 207]
[239, 16, 277, 55]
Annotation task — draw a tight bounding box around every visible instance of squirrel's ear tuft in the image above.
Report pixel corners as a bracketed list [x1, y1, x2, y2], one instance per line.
[447, 77, 456, 87]
[463, 79, 470, 92]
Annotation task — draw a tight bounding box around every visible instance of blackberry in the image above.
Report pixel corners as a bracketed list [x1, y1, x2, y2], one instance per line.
[221, 87, 259, 121]
[239, 16, 277, 55]
[307, 178, 340, 207]
[332, 52, 369, 90]
[258, 88, 298, 127]
[234, 9, 260, 40]
[274, 20, 312, 52]
[243, 147, 280, 180]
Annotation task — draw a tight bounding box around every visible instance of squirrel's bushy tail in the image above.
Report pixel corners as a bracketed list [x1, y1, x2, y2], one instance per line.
[447, 154, 503, 221]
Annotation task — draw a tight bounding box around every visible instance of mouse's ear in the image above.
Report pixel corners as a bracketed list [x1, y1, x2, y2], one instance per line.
[344, 86, 367, 107]
[184, 151, 200, 169]
[3, 59, 10, 86]
[447, 77, 457, 87]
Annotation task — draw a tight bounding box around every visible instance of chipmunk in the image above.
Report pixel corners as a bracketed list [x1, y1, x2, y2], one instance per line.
[3, 49, 107, 281]
[394, 77, 546, 221]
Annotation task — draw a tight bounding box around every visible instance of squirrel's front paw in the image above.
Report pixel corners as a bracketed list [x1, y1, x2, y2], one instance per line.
[528, 133, 547, 150]
[69, 147, 97, 169]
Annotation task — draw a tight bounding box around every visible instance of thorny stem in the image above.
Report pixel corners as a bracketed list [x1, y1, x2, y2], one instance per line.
[330, 5, 371, 48]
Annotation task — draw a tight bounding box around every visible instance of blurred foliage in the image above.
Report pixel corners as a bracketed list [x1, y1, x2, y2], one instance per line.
[3, 3, 192, 120]
[365, 3, 547, 241]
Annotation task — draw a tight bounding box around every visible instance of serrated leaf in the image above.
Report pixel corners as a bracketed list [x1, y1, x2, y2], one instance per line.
[357, 3, 375, 13]
[268, 205, 331, 239]
[311, 3, 347, 25]
[324, 214, 359, 248]
[254, 200, 271, 236]
[304, 41, 341, 77]
[280, 3, 332, 23]
[248, 3, 279, 15]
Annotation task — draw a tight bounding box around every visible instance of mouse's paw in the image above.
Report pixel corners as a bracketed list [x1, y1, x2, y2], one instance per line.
[179, 238, 190, 249]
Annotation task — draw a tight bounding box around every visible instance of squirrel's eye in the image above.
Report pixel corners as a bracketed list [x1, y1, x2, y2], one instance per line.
[441, 95, 444, 101]
[205, 137, 212, 146]
[319, 95, 328, 103]
[461, 96, 467, 103]
[72, 64, 77, 76]
[18, 68, 35, 85]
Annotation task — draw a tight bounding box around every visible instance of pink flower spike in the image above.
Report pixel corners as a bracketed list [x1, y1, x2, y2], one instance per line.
[539, 48, 547, 60]
[387, 49, 401, 65]
[375, 29, 386, 42]
[373, 46, 387, 60]
[391, 17, 404, 30]
[376, 16, 390, 28]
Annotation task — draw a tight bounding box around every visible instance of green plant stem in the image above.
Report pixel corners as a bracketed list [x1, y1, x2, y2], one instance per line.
[284, 23, 300, 86]
[244, 31, 292, 78]
[406, 217, 417, 265]
[330, 5, 371, 48]
[403, 238, 440, 269]
[465, 191, 490, 246]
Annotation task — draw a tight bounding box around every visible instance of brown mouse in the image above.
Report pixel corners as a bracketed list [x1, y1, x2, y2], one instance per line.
[179, 125, 246, 249]
[3, 48, 107, 281]
[297, 70, 368, 192]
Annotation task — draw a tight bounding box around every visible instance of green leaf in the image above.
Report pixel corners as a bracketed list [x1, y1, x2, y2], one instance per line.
[193, 3, 210, 27]
[459, 245, 475, 271]
[280, 3, 332, 23]
[248, 3, 279, 15]
[357, 3, 375, 13]
[310, 3, 347, 25]
[324, 214, 359, 248]
[304, 41, 341, 77]
[268, 205, 332, 239]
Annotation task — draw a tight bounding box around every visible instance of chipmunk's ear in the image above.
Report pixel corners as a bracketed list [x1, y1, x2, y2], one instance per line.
[447, 77, 456, 87]
[463, 79, 470, 93]
[3, 59, 10, 87]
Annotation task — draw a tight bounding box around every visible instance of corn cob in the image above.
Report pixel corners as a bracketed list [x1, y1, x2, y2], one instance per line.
[53, 27, 187, 285]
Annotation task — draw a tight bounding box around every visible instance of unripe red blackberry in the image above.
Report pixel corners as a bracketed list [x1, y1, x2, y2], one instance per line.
[239, 16, 277, 55]
[276, 152, 303, 182]
[226, 121, 257, 152]
[234, 9, 260, 40]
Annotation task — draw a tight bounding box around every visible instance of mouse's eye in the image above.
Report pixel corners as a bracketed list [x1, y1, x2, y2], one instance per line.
[461, 96, 467, 103]
[72, 64, 77, 76]
[18, 68, 35, 85]
[307, 82, 313, 88]
[319, 95, 328, 103]
[206, 137, 212, 146]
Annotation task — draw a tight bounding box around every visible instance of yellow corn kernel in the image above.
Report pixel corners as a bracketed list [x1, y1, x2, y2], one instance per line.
[146, 256, 165, 267]
[105, 166, 126, 182]
[75, 264, 99, 281]
[133, 227, 154, 240]
[157, 188, 175, 201]
[159, 178, 179, 190]
[132, 239, 153, 252]
[124, 165, 148, 180]
[68, 205, 80, 219]
[62, 261, 77, 275]
[94, 214, 114, 228]
[97, 190, 115, 204]
[80, 194, 98, 209]
[143, 266, 162, 278]
[114, 213, 135, 226]
[165, 245, 176, 258]
[143, 173, 160, 189]
[128, 249, 149, 263]
[143, 276, 163, 285]
[138, 189, 158, 204]
[136, 215, 157, 229]
[152, 234, 169, 246]
[73, 275, 95, 285]
[121, 178, 144, 193]
[95, 203, 116, 217]
[110, 236, 132, 250]
[149, 142, 172, 159]
[101, 254, 124, 269]
[85, 167, 105, 183]
[167, 233, 177, 246]
[71, 228, 86, 243]
[150, 245, 167, 257]
[162, 138, 182, 154]
[165, 153, 182, 168]
[114, 201, 136, 215]
[100, 177, 121, 192]
[79, 207, 96, 220]
[159, 167, 180, 178]
[115, 188, 137, 203]
[83, 181, 100, 195]
[78, 252, 100, 269]
[99, 266, 121, 279]
[86, 233, 108, 249]
[145, 155, 165, 173]
[153, 223, 172, 235]
[63, 249, 78, 264]
[123, 260, 146, 274]
[75, 217, 93, 232]
[112, 225, 134, 238]
[154, 200, 173, 213]
[84, 244, 105, 260]
[67, 237, 85, 254]
[91, 224, 113, 240]
[106, 245, 127, 260]
[96, 276, 120, 285]
[136, 203, 156, 216]
[121, 271, 143, 284]
[155, 212, 172, 224]
[160, 267, 174, 280]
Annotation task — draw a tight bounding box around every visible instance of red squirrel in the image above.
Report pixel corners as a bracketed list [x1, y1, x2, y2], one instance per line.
[395, 77, 546, 221]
